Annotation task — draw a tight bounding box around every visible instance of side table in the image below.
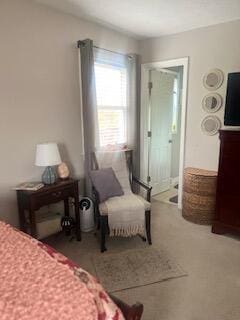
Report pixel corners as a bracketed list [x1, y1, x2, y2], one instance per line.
[16, 179, 81, 241]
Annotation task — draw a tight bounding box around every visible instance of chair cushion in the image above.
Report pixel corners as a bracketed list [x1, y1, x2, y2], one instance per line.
[90, 168, 124, 202]
[99, 194, 151, 216]
[95, 151, 132, 195]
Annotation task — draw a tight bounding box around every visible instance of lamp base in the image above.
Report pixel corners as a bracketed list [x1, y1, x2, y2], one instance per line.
[42, 166, 57, 185]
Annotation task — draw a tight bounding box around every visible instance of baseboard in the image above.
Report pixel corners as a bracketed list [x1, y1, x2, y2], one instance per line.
[170, 176, 179, 187]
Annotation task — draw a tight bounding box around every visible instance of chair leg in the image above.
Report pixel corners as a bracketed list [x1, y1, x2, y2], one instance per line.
[145, 210, 152, 245]
[97, 216, 100, 230]
[138, 234, 146, 242]
[94, 211, 100, 236]
[100, 216, 107, 253]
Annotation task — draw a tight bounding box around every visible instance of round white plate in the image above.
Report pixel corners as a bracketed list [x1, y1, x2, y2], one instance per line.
[203, 69, 224, 91]
[202, 93, 222, 113]
[201, 116, 221, 135]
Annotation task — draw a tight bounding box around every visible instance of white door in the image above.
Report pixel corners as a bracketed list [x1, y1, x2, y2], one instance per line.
[148, 70, 175, 195]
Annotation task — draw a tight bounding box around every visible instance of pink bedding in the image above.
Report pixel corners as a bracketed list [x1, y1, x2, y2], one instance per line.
[0, 221, 124, 320]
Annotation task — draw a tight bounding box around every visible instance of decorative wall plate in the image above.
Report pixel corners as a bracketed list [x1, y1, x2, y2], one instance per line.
[202, 93, 222, 113]
[203, 69, 224, 91]
[201, 116, 221, 135]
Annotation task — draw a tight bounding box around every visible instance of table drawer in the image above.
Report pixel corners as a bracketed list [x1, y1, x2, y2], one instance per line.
[34, 186, 74, 208]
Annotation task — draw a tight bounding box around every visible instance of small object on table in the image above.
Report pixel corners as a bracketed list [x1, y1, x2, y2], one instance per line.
[57, 162, 70, 180]
[16, 179, 81, 241]
[35, 142, 62, 185]
[13, 182, 44, 191]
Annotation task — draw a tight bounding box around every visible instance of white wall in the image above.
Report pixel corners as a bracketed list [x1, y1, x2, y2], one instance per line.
[2, 0, 240, 227]
[139, 19, 240, 172]
[0, 0, 138, 227]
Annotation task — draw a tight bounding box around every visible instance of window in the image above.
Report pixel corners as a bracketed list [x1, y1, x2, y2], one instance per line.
[94, 54, 128, 149]
[172, 77, 179, 134]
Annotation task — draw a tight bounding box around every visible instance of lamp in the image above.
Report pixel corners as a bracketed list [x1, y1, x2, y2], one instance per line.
[35, 143, 62, 185]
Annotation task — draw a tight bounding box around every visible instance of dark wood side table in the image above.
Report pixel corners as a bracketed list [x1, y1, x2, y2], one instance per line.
[16, 179, 81, 241]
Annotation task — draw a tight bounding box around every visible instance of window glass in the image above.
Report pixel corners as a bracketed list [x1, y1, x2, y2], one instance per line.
[94, 60, 127, 148]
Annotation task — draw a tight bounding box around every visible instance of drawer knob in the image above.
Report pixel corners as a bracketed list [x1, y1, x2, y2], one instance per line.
[53, 191, 61, 197]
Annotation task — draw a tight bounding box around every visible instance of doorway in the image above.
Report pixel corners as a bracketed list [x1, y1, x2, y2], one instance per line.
[140, 58, 188, 209]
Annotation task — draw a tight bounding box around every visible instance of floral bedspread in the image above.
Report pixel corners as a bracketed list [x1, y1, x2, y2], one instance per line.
[0, 221, 124, 320]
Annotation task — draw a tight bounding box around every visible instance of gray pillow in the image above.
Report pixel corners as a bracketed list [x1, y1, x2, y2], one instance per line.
[90, 167, 124, 202]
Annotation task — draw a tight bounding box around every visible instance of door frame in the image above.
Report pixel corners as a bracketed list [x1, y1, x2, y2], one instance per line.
[140, 57, 189, 209]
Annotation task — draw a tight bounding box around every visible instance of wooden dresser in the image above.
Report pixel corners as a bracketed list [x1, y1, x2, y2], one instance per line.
[212, 130, 240, 235]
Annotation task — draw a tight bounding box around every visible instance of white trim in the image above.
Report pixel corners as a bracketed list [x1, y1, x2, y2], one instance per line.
[140, 57, 189, 209]
[156, 68, 179, 76]
[171, 176, 179, 187]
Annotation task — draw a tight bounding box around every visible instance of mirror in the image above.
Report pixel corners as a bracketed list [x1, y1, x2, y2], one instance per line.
[203, 69, 224, 91]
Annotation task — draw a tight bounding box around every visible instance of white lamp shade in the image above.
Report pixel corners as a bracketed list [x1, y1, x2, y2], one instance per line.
[35, 143, 62, 167]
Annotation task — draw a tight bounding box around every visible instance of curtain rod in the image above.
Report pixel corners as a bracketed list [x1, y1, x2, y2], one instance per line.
[77, 40, 132, 58]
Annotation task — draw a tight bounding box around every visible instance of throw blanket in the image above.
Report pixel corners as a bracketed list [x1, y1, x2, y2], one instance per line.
[105, 194, 145, 237]
[0, 221, 124, 320]
[96, 151, 145, 237]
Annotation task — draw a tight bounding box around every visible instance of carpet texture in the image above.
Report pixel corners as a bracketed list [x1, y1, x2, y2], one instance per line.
[92, 248, 187, 293]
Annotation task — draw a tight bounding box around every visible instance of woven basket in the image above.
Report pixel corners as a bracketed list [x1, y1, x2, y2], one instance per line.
[182, 167, 217, 225]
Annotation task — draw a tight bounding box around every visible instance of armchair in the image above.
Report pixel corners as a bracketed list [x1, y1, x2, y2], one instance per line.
[92, 150, 152, 252]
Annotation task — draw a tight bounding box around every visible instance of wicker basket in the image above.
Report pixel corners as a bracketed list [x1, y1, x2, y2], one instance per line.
[182, 167, 217, 225]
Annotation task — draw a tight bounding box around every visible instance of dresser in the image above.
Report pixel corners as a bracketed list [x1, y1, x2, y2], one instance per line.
[17, 179, 81, 240]
[212, 130, 240, 235]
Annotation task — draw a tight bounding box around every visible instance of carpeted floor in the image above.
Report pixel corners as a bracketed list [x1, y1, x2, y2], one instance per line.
[93, 247, 187, 293]
[45, 201, 240, 320]
[152, 187, 178, 205]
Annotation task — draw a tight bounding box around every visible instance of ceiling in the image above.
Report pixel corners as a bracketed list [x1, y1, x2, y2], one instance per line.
[35, 0, 240, 39]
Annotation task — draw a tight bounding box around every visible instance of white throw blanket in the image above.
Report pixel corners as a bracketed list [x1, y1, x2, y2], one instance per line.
[96, 151, 145, 237]
[102, 193, 145, 237]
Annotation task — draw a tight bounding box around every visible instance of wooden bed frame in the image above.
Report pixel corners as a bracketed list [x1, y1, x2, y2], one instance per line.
[110, 294, 144, 320]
